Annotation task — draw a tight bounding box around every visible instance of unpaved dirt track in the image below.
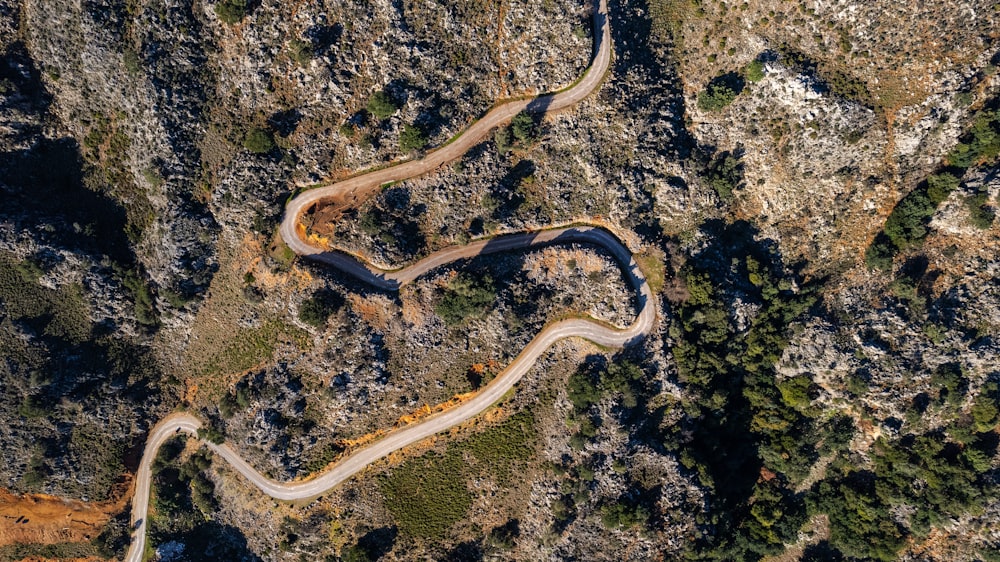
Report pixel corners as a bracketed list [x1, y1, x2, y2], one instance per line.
[123, 2, 654, 560]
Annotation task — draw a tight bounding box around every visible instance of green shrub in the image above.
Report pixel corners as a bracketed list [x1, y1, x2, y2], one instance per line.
[971, 382, 1000, 432]
[288, 39, 313, 65]
[367, 90, 399, 120]
[567, 369, 600, 413]
[510, 112, 536, 143]
[745, 60, 765, 82]
[243, 127, 275, 154]
[116, 266, 158, 328]
[18, 395, 51, 418]
[947, 110, 1000, 168]
[435, 273, 496, 325]
[399, 123, 428, 152]
[967, 192, 995, 229]
[931, 363, 967, 407]
[298, 289, 345, 327]
[214, 0, 246, 24]
[864, 234, 896, 270]
[885, 190, 935, 248]
[600, 500, 650, 529]
[697, 83, 738, 111]
[495, 126, 512, 154]
[123, 50, 141, 75]
[198, 426, 225, 444]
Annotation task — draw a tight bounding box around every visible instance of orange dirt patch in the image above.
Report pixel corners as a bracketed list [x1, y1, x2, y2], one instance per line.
[0, 488, 126, 548]
[348, 294, 396, 331]
[394, 392, 478, 427]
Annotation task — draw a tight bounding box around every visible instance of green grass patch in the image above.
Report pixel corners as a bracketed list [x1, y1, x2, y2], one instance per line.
[202, 319, 308, 377]
[379, 411, 537, 538]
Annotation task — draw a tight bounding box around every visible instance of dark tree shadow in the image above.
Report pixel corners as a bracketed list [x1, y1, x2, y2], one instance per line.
[269, 109, 302, 137]
[356, 525, 397, 560]
[307, 23, 344, 55]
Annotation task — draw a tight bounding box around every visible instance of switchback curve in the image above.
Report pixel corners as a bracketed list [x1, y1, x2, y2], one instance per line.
[123, 2, 656, 560]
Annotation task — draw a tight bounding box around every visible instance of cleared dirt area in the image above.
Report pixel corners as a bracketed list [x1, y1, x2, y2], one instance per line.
[0, 488, 123, 548]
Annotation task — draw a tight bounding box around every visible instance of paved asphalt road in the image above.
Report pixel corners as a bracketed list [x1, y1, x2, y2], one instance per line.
[122, 1, 654, 560]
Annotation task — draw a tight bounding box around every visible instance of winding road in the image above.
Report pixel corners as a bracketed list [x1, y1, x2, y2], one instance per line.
[123, 1, 655, 560]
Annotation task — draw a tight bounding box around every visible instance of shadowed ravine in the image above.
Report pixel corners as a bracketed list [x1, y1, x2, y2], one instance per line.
[123, 1, 657, 559]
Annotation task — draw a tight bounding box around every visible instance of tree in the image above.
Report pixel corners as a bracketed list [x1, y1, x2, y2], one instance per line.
[399, 123, 428, 153]
[510, 112, 536, 143]
[214, 0, 247, 24]
[706, 151, 743, 201]
[698, 83, 738, 111]
[745, 60, 765, 83]
[367, 90, 399, 120]
[926, 173, 960, 204]
[495, 126, 512, 154]
[243, 127, 274, 154]
[435, 273, 496, 325]
[298, 289, 345, 328]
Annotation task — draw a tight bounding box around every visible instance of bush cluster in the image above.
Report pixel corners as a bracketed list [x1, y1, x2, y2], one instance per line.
[399, 122, 428, 153]
[214, 0, 246, 24]
[435, 272, 496, 326]
[367, 90, 399, 120]
[298, 288, 345, 328]
[867, 109, 1000, 269]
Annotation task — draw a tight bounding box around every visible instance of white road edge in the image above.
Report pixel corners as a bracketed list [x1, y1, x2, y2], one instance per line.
[122, 2, 655, 560]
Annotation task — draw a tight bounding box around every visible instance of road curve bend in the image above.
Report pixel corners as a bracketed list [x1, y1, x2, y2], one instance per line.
[123, 2, 644, 560]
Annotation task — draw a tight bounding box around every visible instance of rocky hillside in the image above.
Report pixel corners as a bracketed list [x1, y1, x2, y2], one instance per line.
[1, 0, 999, 560]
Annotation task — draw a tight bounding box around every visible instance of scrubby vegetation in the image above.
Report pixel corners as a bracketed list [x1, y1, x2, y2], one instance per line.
[288, 39, 313, 65]
[148, 438, 258, 559]
[435, 272, 497, 326]
[379, 411, 536, 538]
[0, 251, 170, 502]
[663, 220, 1000, 561]
[214, 0, 247, 24]
[243, 127, 275, 154]
[367, 90, 399, 120]
[810, 397, 999, 561]
[867, 107, 1000, 269]
[298, 288, 346, 328]
[663, 221, 827, 558]
[399, 122, 428, 153]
